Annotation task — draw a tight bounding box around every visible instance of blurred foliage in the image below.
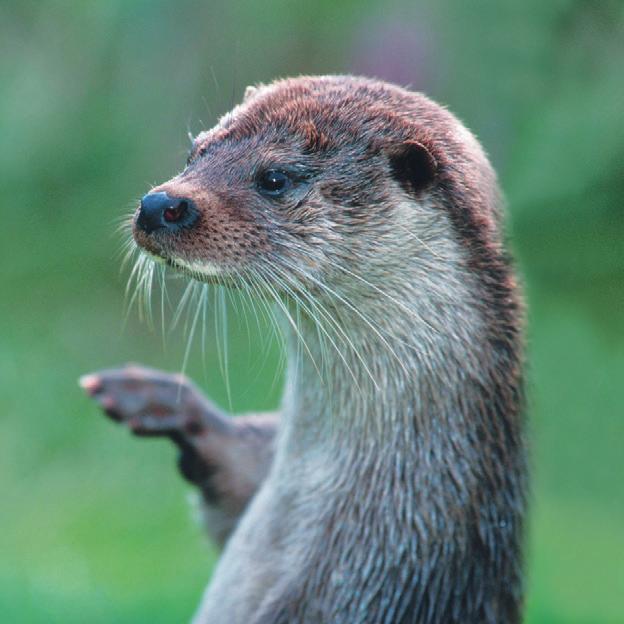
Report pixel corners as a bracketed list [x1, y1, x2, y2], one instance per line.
[1, 1, 623, 622]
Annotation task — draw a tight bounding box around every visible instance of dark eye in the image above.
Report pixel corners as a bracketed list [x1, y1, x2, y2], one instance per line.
[257, 169, 292, 196]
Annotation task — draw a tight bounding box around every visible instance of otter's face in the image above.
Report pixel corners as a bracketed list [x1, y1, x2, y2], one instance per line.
[131, 78, 440, 292]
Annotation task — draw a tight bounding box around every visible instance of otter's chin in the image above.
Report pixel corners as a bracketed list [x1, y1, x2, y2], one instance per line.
[142, 249, 168, 265]
[168, 257, 222, 277]
[162, 256, 229, 285]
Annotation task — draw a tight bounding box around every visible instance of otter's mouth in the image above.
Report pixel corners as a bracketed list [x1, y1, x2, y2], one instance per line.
[133, 235, 229, 285]
[132, 219, 228, 285]
[165, 256, 227, 284]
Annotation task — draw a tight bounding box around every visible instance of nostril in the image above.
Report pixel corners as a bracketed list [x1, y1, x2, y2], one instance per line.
[137, 193, 198, 234]
[163, 199, 189, 224]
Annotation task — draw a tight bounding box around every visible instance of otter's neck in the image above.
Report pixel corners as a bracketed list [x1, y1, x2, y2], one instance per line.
[278, 250, 490, 460]
[269, 211, 526, 622]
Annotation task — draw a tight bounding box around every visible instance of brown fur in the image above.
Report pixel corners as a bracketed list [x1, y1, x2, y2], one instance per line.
[85, 76, 527, 624]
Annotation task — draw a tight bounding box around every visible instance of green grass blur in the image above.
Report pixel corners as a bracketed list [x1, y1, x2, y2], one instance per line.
[1, 1, 622, 622]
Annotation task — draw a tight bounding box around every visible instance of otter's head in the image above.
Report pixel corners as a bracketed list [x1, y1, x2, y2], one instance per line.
[132, 75, 501, 307]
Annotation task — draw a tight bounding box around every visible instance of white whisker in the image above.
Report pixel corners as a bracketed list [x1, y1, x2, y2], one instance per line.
[178, 281, 205, 400]
[218, 285, 233, 411]
[278, 257, 413, 380]
[267, 263, 374, 392]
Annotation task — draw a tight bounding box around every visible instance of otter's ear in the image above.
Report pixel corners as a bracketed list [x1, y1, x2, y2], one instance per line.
[387, 140, 437, 195]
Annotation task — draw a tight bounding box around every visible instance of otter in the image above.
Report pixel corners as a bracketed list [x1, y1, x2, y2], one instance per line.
[81, 76, 527, 624]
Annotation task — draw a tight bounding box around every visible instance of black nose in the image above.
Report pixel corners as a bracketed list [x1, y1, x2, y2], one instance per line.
[137, 192, 198, 234]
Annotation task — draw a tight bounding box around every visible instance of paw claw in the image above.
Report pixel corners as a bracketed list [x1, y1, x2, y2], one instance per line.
[79, 373, 102, 396]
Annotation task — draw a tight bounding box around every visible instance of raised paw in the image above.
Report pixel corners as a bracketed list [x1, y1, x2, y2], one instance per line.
[79, 364, 228, 438]
[79, 364, 236, 490]
[80, 365, 277, 545]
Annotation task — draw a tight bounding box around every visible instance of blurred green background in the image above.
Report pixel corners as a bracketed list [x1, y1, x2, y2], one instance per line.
[1, 1, 623, 622]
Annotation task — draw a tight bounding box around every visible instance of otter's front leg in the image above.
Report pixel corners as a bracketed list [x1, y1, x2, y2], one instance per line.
[79, 365, 277, 546]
